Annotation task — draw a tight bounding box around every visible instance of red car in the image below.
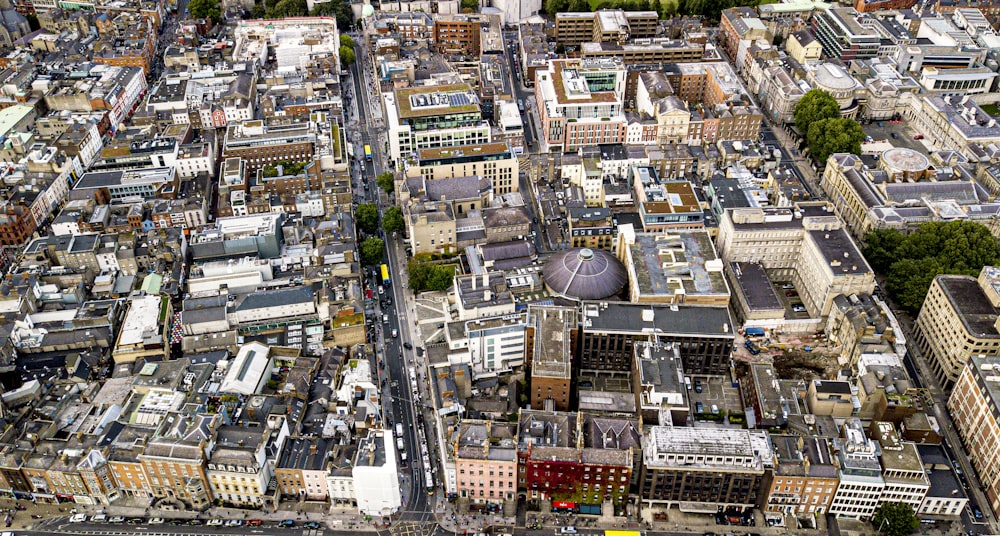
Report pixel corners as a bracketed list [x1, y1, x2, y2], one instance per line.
[246, 519, 262, 527]
[913, 134, 924, 140]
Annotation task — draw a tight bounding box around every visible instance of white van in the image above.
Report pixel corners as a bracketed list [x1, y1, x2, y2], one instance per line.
[396, 438, 405, 450]
[395, 423, 404, 437]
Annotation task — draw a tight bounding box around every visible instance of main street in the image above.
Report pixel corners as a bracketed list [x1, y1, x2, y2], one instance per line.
[349, 31, 436, 531]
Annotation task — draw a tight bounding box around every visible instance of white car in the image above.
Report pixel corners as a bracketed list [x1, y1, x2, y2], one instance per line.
[207, 519, 224, 526]
[148, 518, 165, 525]
[91, 514, 107, 523]
[225, 519, 244, 527]
[559, 528, 578, 535]
[109, 516, 126, 523]
[69, 514, 87, 523]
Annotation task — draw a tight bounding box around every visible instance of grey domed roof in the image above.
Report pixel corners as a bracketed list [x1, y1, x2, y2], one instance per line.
[542, 248, 627, 301]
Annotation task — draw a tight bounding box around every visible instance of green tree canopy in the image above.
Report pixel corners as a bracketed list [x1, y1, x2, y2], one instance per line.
[545, 0, 569, 16]
[376, 172, 395, 194]
[360, 237, 385, 266]
[266, 0, 307, 18]
[461, 0, 478, 10]
[382, 207, 405, 234]
[793, 89, 840, 134]
[340, 34, 354, 48]
[568, 0, 589, 10]
[864, 221, 1000, 313]
[806, 117, 864, 165]
[872, 502, 920, 536]
[356, 203, 379, 235]
[309, 0, 354, 29]
[188, 0, 221, 22]
[408, 260, 456, 293]
[340, 45, 356, 66]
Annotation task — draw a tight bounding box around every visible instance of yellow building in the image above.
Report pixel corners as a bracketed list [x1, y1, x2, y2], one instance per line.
[785, 30, 823, 64]
[913, 267, 1000, 387]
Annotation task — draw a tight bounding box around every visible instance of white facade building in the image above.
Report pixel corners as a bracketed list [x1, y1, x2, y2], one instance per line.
[353, 431, 402, 516]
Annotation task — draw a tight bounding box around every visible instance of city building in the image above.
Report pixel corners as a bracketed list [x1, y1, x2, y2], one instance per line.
[527, 305, 576, 412]
[765, 435, 839, 515]
[828, 419, 885, 520]
[717, 203, 875, 320]
[579, 301, 736, 375]
[453, 420, 518, 508]
[641, 426, 773, 509]
[906, 95, 1000, 157]
[408, 142, 518, 195]
[112, 295, 171, 363]
[386, 83, 491, 164]
[352, 431, 402, 516]
[811, 7, 881, 61]
[627, 167, 704, 232]
[913, 267, 1000, 387]
[535, 58, 627, 153]
[139, 412, 219, 510]
[616, 225, 730, 306]
[950, 355, 1000, 520]
[871, 422, 930, 511]
[554, 10, 658, 47]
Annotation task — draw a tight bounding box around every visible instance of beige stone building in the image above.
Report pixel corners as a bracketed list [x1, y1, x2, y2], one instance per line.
[717, 203, 876, 319]
[913, 267, 1000, 387]
[785, 30, 823, 64]
[408, 142, 518, 195]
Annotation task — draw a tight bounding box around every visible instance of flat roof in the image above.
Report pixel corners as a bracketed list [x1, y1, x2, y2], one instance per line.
[730, 262, 783, 311]
[581, 301, 734, 337]
[627, 231, 728, 298]
[807, 228, 872, 276]
[117, 295, 163, 348]
[395, 83, 480, 119]
[938, 276, 1000, 339]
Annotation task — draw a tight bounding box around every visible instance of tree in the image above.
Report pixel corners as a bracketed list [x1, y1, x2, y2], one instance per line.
[650, 0, 663, 17]
[793, 89, 841, 134]
[309, 0, 353, 27]
[461, 0, 478, 10]
[266, 0, 307, 17]
[360, 237, 385, 266]
[805, 117, 864, 165]
[568, 0, 589, 10]
[865, 220, 1000, 314]
[188, 0, 221, 22]
[382, 207, 405, 234]
[408, 260, 456, 293]
[340, 34, 354, 48]
[545, 0, 569, 16]
[356, 203, 379, 235]
[862, 228, 904, 273]
[340, 45, 356, 66]
[872, 502, 920, 536]
[772, 33, 783, 46]
[376, 172, 395, 194]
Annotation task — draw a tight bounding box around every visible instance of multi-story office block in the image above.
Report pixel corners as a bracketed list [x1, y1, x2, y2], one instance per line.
[386, 84, 491, 164]
[948, 355, 1000, 520]
[535, 58, 627, 153]
[641, 426, 772, 509]
[829, 419, 885, 520]
[811, 7, 881, 61]
[409, 142, 518, 195]
[913, 267, 1000, 387]
[579, 301, 735, 375]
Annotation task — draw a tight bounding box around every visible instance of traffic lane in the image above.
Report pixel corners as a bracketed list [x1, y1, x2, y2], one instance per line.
[51, 522, 298, 534]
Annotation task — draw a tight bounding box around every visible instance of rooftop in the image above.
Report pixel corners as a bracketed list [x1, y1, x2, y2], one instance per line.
[625, 231, 728, 299]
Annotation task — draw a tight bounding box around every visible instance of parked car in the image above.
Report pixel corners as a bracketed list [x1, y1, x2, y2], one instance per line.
[278, 519, 296, 528]
[91, 514, 107, 523]
[913, 134, 924, 140]
[792, 305, 807, 312]
[187, 519, 203, 526]
[109, 516, 126, 523]
[403, 342, 413, 350]
[207, 519, 224, 526]
[247, 519, 263, 527]
[225, 519, 244, 527]
[148, 518, 165, 525]
[69, 514, 87, 523]
[303, 521, 322, 529]
[560, 528, 578, 535]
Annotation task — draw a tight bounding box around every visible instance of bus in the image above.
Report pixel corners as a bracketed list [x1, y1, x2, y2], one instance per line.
[364, 144, 372, 161]
[424, 467, 434, 495]
[380, 264, 391, 285]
